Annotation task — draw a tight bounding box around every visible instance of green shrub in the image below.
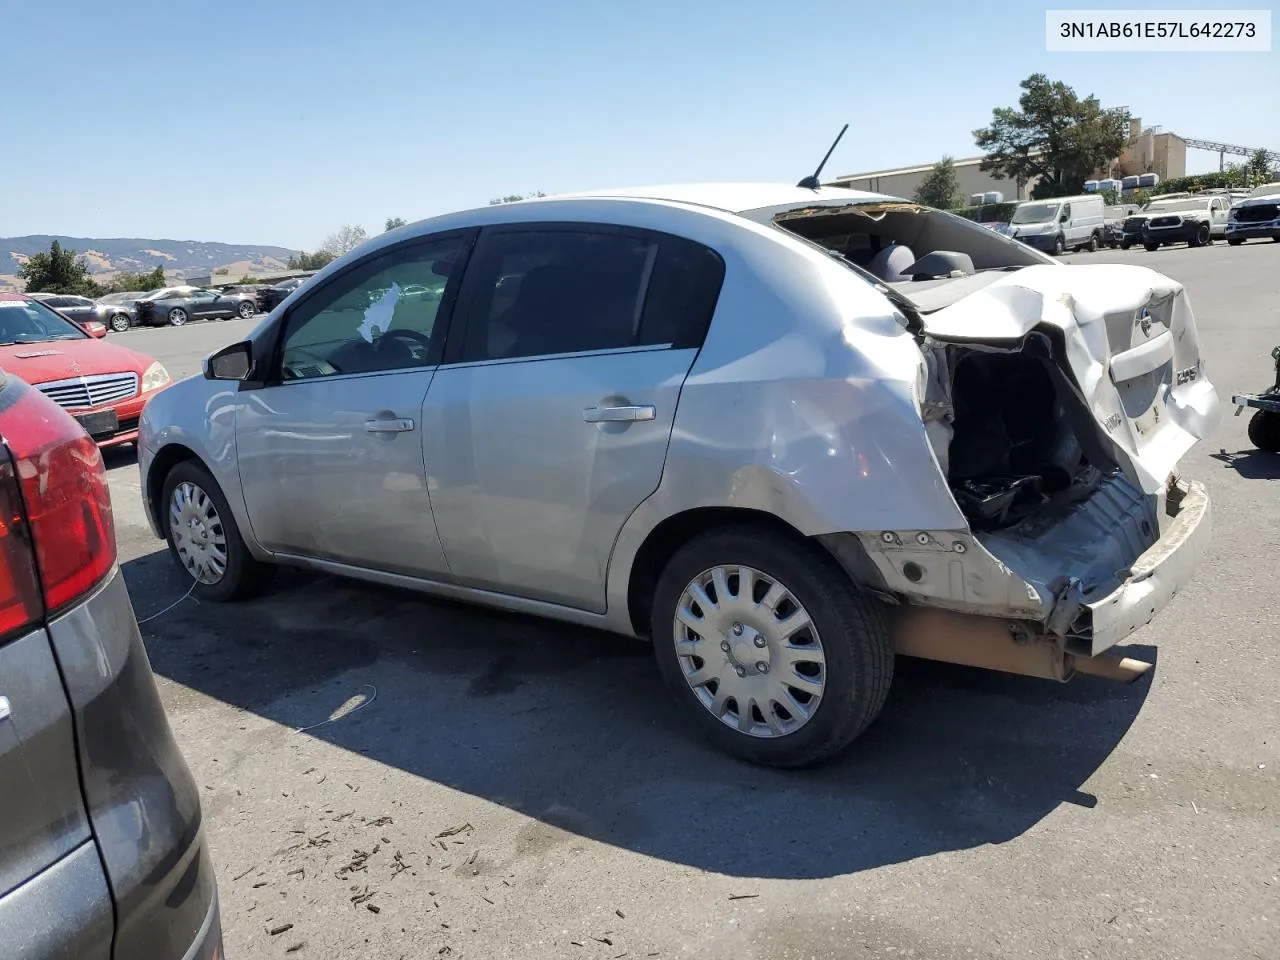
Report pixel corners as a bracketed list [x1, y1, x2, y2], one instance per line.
[948, 202, 1019, 223]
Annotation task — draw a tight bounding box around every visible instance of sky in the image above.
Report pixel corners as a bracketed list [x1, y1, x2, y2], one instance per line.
[2, 0, 1276, 250]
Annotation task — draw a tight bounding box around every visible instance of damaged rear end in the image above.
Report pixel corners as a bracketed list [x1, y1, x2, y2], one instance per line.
[866, 263, 1217, 680]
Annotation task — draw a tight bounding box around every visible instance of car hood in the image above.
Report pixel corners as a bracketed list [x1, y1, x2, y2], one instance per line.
[920, 262, 1219, 490]
[1234, 192, 1280, 207]
[0, 338, 154, 384]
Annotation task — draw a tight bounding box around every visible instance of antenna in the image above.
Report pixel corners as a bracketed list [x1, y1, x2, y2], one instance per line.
[797, 123, 849, 190]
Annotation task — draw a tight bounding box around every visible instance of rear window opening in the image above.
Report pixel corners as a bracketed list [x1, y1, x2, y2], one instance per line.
[771, 202, 1046, 290]
[938, 336, 1115, 532]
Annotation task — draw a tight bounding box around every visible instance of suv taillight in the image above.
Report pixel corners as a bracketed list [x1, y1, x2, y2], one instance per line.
[0, 452, 42, 640]
[0, 379, 117, 620]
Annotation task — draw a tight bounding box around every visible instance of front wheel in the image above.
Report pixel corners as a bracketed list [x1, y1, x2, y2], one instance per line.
[161, 461, 272, 601]
[1248, 410, 1280, 453]
[1192, 224, 1211, 247]
[651, 527, 894, 768]
[1228, 238, 1243, 246]
[1052, 234, 1065, 256]
[237, 301, 255, 319]
[167, 307, 188, 326]
[1144, 242, 1160, 252]
[109, 313, 130, 333]
[1120, 241, 1131, 250]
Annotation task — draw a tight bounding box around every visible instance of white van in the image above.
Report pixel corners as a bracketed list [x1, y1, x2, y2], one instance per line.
[1008, 194, 1106, 255]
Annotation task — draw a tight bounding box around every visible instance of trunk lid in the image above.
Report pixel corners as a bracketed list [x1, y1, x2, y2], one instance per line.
[918, 263, 1219, 495]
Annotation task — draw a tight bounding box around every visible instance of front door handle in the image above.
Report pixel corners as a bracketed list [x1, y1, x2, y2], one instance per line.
[583, 404, 656, 423]
[365, 418, 416, 434]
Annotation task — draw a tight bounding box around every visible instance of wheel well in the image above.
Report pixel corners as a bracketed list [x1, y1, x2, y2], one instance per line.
[626, 507, 822, 638]
[146, 444, 199, 529]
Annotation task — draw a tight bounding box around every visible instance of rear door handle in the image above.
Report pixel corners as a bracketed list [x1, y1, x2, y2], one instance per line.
[365, 418, 416, 433]
[583, 404, 656, 423]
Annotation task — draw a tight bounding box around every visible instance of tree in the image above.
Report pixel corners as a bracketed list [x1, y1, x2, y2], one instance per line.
[974, 74, 1130, 200]
[103, 265, 166, 293]
[321, 224, 369, 258]
[913, 156, 962, 209]
[385, 217, 407, 231]
[1248, 148, 1273, 183]
[18, 240, 104, 296]
[489, 191, 546, 205]
[286, 250, 336, 271]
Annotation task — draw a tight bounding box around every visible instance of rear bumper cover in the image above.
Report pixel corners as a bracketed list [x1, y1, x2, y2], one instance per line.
[1075, 480, 1210, 654]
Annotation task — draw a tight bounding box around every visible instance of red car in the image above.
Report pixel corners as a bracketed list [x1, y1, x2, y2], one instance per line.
[0, 293, 171, 447]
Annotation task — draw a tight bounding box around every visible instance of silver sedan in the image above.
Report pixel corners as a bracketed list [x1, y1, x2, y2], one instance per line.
[137, 183, 1218, 767]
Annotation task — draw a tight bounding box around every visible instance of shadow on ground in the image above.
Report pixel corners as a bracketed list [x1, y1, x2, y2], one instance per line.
[125, 550, 1152, 881]
[1210, 448, 1280, 480]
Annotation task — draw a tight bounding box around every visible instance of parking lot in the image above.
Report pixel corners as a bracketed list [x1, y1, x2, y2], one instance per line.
[104, 241, 1279, 960]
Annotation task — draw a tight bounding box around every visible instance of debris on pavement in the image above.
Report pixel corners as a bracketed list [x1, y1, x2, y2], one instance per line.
[267, 923, 293, 936]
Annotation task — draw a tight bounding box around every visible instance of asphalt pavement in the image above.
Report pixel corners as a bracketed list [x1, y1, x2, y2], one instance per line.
[106, 241, 1280, 960]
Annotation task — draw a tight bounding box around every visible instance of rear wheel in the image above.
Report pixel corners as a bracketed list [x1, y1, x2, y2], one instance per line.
[1086, 232, 1099, 252]
[109, 313, 130, 333]
[1247, 410, 1280, 453]
[651, 527, 894, 768]
[167, 307, 188, 326]
[1144, 242, 1160, 252]
[1120, 241, 1131, 250]
[1228, 238, 1244, 246]
[161, 461, 272, 601]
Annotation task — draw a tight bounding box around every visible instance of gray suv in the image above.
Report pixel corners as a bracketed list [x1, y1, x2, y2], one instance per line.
[0, 369, 222, 959]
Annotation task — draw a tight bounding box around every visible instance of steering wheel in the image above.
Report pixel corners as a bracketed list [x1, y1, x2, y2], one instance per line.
[375, 328, 432, 355]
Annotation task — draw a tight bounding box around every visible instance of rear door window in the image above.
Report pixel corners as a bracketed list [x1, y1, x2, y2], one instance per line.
[453, 227, 724, 363]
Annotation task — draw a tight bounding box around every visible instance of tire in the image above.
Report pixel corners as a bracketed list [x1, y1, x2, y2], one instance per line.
[1191, 224, 1211, 247]
[167, 307, 188, 326]
[109, 313, 130, 333]
[1228, 238, 1243, 246]
[1247, 410, 1280, 453]
[238, 300, 255, 319]
[1120, 241, 1131, 250]
[1052, 234, 1065, 256]
[651, 526, 894, 768]
[1087, 232, 1099, 252]
[1144, 242, 1160, 252]
[160, 461, 273, 602]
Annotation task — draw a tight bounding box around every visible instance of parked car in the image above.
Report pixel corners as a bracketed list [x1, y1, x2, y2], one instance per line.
[255, 276, 309, 313]
[135, 286, 257, 326]
[1102, 203, 1141, 247]
[27, 292, 133, 334]
[96, 290, 148, 331]
[1226, 182, 1280, 245]
[138, 182, 1216, 768]
[0, 368, 223, 960]
[1007, 194, 1106, 254]
[0, 294, 170, 446]
[1139, 195, 1231, 250]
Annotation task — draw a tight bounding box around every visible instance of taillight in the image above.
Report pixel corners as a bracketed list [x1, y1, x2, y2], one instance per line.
[0, 451, 42, 640]
[0, 379, 117, 617]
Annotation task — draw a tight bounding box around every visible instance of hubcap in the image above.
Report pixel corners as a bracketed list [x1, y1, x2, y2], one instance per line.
[168, 481, 227, 584]
[673, 565, 825, 739]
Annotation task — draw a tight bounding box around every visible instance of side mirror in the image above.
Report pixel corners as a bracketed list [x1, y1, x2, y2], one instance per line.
[84, 321, 108, 338]
[205, 341, 253, 381]
[1059, 213, 1069, 223]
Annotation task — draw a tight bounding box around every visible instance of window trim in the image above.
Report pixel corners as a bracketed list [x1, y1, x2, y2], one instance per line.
[442, 221, 725, 366]
[257, 227, 478, 387]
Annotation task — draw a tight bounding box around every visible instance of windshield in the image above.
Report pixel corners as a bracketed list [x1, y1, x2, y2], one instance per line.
[1145, 199, 1209, 213]
[0, 298, 88, 345]
[1011, 202, 1060, 224]
[99, 291, 142, 303]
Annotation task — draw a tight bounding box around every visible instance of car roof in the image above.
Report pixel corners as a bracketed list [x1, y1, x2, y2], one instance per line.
[545, 182, 900, 214]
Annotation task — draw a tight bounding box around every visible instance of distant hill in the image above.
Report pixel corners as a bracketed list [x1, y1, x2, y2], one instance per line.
[0, 235, 301, 291]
